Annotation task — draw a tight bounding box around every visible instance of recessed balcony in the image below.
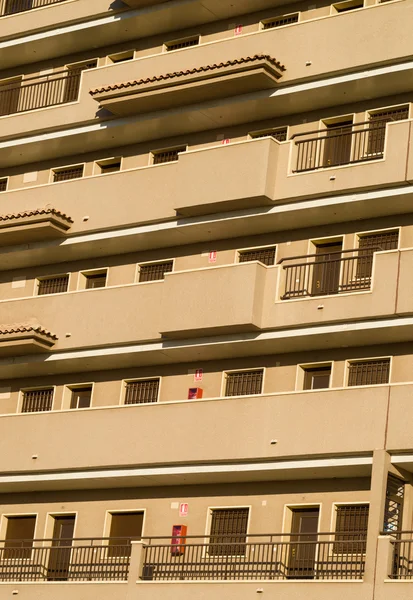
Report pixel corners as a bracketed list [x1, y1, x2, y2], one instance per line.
[160, 261, 268, 337]
[89, 55, 285, 117]
[0, 207, 72, 246]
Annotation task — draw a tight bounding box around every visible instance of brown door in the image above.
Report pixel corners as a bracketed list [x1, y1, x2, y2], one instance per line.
[323, 120, 353, 167]
[288, 508, 319, 578]
[311, 241, 342, 296]
[47, 516, 75, 581]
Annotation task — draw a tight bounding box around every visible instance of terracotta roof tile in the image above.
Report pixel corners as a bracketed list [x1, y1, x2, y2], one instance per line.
[90, 55, 286, 96]
[0, 325, 58, 341]
[0, 207, 73, 224]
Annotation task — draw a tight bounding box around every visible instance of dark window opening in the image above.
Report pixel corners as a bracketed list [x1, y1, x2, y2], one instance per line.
[4, 516, 36, 559]
[348, 359, 390, 386]
[22, 388, 54, 413]
[70, 386, 92, 409]
[262, 13, 299, 28]
[250, 127, 288, 142]
[85, 273, 107, 289]
[303, 366, 331, 390]
[53, 165, 84, 182]
[239, 247, 276, 266]
[38, 275, 69, 295]
[152, 147, 186, 164]
[124, 379, 160, 405]
[225, 370, 263, 397]
[166, 37, 199, 51]
[334, 505, 369, 553]
[209, 508, 249, 556]
[139, 261, 173, 282]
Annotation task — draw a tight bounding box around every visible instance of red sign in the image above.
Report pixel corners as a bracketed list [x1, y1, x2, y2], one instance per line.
[179, 503, 189, 517]
[222, 138, 231, 145]
[209, 251, 217, 263]
[194, 369, 203, 382]
[235, 24, 243, 35]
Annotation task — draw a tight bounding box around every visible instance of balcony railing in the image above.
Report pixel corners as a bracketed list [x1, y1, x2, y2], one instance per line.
[0, 537, 131, 582]
[389, 532, 413, 579]
[279, 247, 381, 300]
[141, 532, 367, 581]
[293, 119, 392, 172]
[0, 0, 67, 16]
[0, 62, 96, 116]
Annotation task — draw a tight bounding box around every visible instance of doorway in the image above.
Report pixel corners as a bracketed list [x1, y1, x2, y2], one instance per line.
[288, 508, 319, 578]
[312, 241, 343, 296]
[47, 515, 76, 581]
[323, 120, 353, 167]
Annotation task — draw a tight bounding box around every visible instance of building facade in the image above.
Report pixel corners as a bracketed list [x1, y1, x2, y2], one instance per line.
[0, 0, 412, 599]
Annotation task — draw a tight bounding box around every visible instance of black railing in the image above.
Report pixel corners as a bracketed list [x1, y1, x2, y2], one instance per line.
[279, 247, 381, 300]
[0, 0, 67, 16]
[293, 119, 393, 172]
[389, 532, 413, 579]
[141, 532, 367, 581]
[0, 63, 96, 116]
[0, 537, 131, 582]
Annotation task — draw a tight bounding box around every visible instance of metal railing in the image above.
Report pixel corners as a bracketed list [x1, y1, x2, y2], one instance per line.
[141, 532, 367, 581]
[0, 537, 131, 582]
[388, 532, 413, 579]
[293, 119, 393, 172]
[279, 247, 381, 300]
[0, 0, 67, 16]
[0, 65, 94, 116]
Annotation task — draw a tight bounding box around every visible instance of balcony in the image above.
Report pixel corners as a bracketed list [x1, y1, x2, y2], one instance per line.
[0, 324, 57, 356]
[141, 532, 366, 581]
[90, 55, 285, 117]
[0, 386, 389, 474]
[0, 207, 72, 246]
[160, 261, 268, 337]
[389, 533, 413, 580]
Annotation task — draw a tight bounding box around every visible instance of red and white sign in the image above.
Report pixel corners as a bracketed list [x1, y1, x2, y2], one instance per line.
[179, 503, 189, 517]
[235, 24, 243, 35]
[209, 250, 217, 263]
[222, 138, 231, 145]
[194, 369, 203, 382]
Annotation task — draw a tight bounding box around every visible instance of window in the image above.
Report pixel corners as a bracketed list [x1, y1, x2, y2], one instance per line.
[108, 512, 144, 557]
[262, 13, 299, 28]
[332, 0, 363, 12]
[38, 275, 69, 295]
[22, 388, 54, 413]
[249, 127, 288, 142]
[334, 505, 369, 553]
[52, 165, 84, 182]
[96, 159, 121, 174]
[70, 386, 92, 409]
[368, 106, 409, 155]
[124, 378, 160, 405]
[165, 37, 200, 51]
[303, 366, 331, 390]
[108, 51, 134, 64]
[152, 147, 186, 165]
[139, 260, 173, 282]
[383, 474, 405, 534]
[209, 508, 249, 556]
[0, 178, 8, 192]
[239, 247, 276, 266]
[85, 272, 107, 289]
[4, 516, 36, 559]
[348, 358, 390, 386]
[225, 369, 263, 396]
[356, 230, 399, 279]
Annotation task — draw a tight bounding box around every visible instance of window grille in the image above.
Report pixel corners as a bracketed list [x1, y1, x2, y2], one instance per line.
[139, 261, 173, 282]
[0, 178, 7, 191]
[53, 165, 84, 182]
[262, 13, 299, 28]
[368, 107, 409, 154]
[38, 275, 69, 295]
[250, 127, 288, 142]
[85, 273, 107, 289]
[356, 230, 399, 279]
[125, 379, 160, 405]
[225, 370, 263, 396]
[166, 37, 199, 51]
[152, 147, 185, 165]
[239, 247, 276, 266]
[334, 505, 369, 553]
[383, 474, 405, 534]
[22, 388, 54, 413]
[348, 359, 390, 386]
[209, 508, 249, 556]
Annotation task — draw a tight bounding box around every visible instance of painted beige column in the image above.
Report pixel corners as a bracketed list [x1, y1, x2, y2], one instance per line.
[363, 449, 391, 584]
[127, 540, 146, 587]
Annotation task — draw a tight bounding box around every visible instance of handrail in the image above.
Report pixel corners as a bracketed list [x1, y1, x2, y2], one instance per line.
[278, 246, 382, 265]
[290, 118, 395, 140]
